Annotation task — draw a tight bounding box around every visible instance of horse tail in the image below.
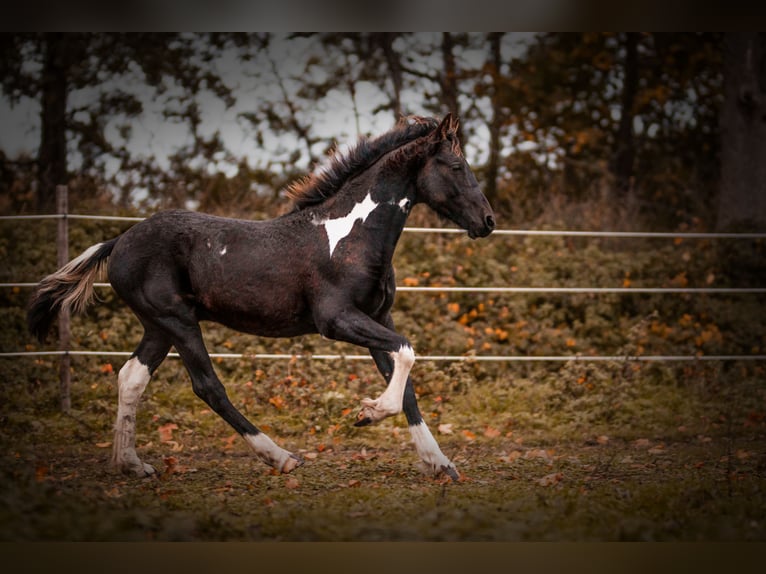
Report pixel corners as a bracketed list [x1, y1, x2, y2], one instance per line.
[28, 237, 120, 343]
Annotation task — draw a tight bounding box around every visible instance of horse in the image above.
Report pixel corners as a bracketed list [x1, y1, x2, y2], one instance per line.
[28, 113, 495, 481]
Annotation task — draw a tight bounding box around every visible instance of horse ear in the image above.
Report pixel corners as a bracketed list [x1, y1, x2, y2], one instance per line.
[438, 113, 453, 136]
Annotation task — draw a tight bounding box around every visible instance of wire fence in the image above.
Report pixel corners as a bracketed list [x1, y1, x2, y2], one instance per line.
[2, 350, 766, 362]
[2, 196, 765, 367]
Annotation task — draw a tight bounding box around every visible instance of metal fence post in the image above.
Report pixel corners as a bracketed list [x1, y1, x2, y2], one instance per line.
[56, 185, 71, 413]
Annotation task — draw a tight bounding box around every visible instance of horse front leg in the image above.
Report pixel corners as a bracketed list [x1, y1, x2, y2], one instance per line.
[356, 343, 414, 424]
[316, 306, 413, 425]
[317, 306, 459, 480]
[370, 346, 459, 482]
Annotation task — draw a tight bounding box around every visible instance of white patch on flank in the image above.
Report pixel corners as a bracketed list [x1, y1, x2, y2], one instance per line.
[313, 192, 379, 257]
[244, 432, 293, 471]
[219, 246, 227, 256]
[358, 344, 414, 422]
[112, 357, 154, 475]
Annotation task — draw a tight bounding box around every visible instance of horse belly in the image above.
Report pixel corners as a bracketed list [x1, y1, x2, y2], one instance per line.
[197, 281, 316, 338]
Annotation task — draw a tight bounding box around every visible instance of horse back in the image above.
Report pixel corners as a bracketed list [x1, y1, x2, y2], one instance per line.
[108, 210, 323, 336]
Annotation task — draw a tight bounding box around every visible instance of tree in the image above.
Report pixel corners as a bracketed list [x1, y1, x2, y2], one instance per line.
[611, 32, 639, 195]
[0, 33, 255, 212]
[491, 33, 723, 227]
[717, 33, 766, 230]
[482, 32, 506, 207]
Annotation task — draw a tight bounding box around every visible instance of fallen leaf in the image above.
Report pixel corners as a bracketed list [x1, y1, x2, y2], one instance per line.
[347, 479, 361, 488]
[501, 451, 521, 463]
[163, 440, 184, 452]
[269, 396, 286, 409]
[35, 464, 48, 482]
[222, 433, 238, 450]
[95, 441, 112, 448]
[525, 449, 552, 462]
[537, 472, 564, 487]
[633, 438, 651, 449]
[158, 422, 178, 443]
[438, 423, 454, 434]
[461, 429, 476, 441]
[483, 426, 501, 438]
[163, 456, 178, 474]
[285, 477, 300, 489]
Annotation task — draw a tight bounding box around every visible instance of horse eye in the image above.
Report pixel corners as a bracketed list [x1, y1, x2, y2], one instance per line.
[451, 163, 462, 172]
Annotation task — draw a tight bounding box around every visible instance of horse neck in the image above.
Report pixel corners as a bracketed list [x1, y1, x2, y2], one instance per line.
[311, 164, 418, 267]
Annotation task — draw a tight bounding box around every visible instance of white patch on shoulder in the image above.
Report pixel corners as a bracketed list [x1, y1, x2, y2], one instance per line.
[398, 198, 411, 212]
[313, 193, 379, 257]
[219, 246, 227, 256]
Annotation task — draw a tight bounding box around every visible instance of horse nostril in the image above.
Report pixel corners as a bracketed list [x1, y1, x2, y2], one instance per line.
[485, 214, 496, 229]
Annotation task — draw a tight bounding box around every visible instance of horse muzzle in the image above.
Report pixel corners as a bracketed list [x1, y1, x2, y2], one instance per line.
[468, 213, 496, 239]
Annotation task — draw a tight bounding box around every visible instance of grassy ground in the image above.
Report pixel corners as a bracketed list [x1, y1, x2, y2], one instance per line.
[1, 353, 764, 541]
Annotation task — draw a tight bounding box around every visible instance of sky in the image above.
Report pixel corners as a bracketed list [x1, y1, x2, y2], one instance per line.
[0, 33, 538, 188]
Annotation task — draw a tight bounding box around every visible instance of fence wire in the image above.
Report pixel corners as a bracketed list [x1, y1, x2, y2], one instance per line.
[2, 350, 766, 362]
[2, 211, 764, 363]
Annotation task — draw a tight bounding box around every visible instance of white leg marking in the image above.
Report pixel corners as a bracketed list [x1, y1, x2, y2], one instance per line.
[111, 357, 155, 476]
[358, 344, 414, 423]
[409, 422, 458, 478]
[243, 433, 300, 473]
[314, 193, 379, 257]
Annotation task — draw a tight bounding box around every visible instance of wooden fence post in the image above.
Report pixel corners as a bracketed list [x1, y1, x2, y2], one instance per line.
[56, 185, 71, 413]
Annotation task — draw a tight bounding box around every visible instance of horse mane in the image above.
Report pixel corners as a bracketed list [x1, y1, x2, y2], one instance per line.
[285, 115, 441, 211]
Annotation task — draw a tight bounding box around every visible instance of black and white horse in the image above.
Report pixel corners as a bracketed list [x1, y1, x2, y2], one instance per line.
[28, 114, 495, 481]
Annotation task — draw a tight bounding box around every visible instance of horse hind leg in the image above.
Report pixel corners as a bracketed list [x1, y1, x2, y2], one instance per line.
[112, 330, 171, 476]
[155, 315, 302, 474]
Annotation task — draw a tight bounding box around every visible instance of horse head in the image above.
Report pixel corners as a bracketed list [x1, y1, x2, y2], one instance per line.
[416, 113, 496, 239]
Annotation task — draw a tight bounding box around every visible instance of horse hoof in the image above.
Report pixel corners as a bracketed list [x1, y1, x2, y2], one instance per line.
[441, 464, 459, 482]
[354, 416, 373, 427]
[281, 454, 304, 474]
[119, 462, 156, 477]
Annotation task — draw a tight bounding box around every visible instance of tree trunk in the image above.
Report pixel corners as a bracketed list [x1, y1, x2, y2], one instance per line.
[440, 33, 464, 145]
[484, 32, 504, 207]
[612, 32, 639, 196]
[378, 33, 403, 121]
[717, 33, 766, 230]
[37, 33, 69, 213]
